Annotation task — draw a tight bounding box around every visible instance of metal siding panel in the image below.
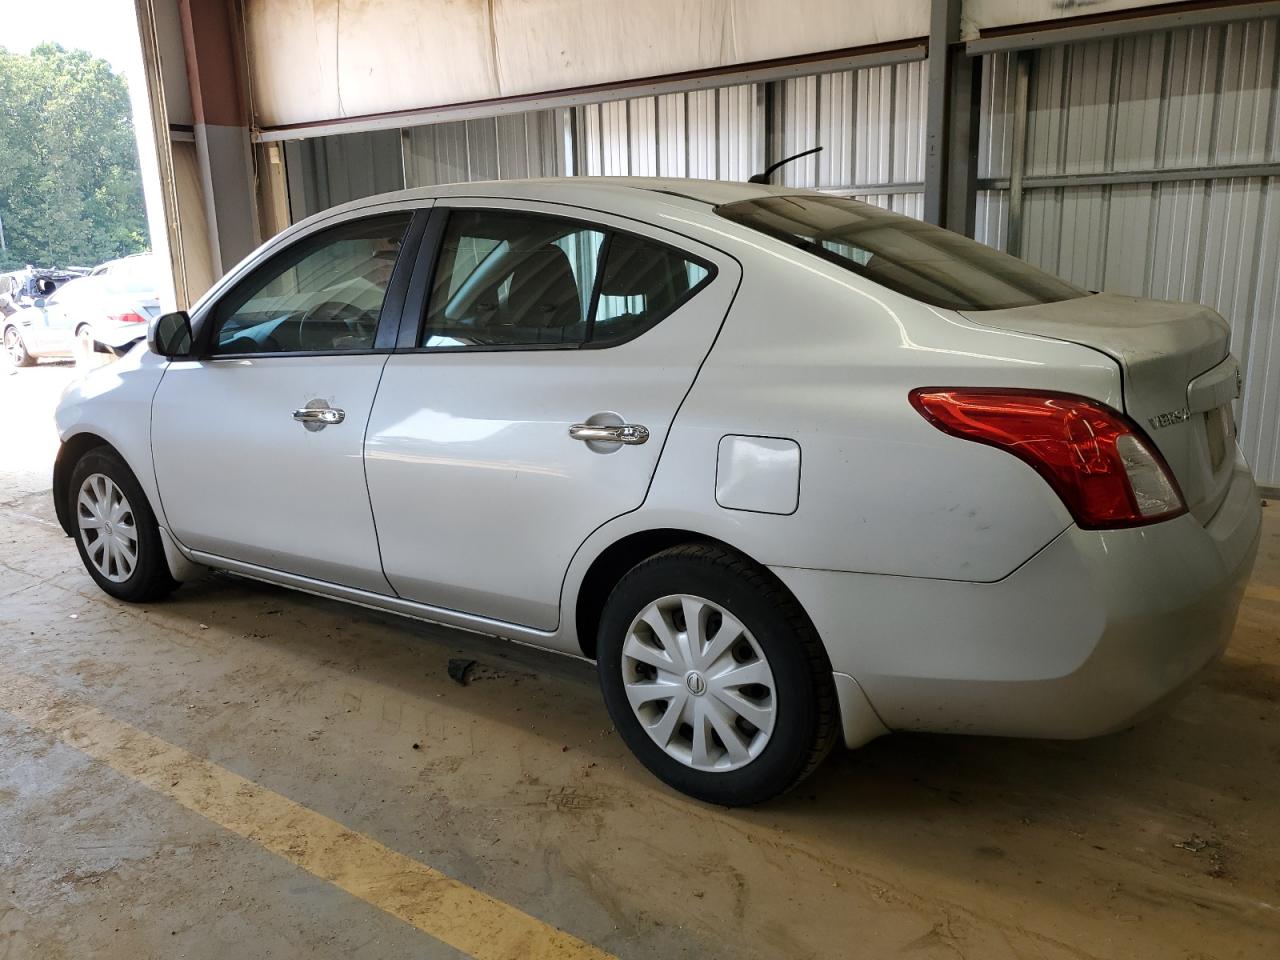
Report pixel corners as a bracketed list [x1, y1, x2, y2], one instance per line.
[286, 130, 404, 217]
[600, 100, 629, 175]
[717, 85, 757, 182]
[1111, 33, 1164, 172]
[1159, 26, 1219, 169]
[856, 66, 892, 186]
[687, 90, 717, 179]
[583, 104, 603, 177]
[1061, 41, 1114, 176]
[628, 96, 658, 177]
[1025, 45, 1067, 177]
[1215, 20, 1278, 165]
[979, 53, 1014, 179]
[1101, 183, 1153, 296]
[1056, 186, 1107, 288]
[817, 71, 854, 188]
[781, 75, 819, 187]
[1240, 180, 1280, 482]
[1148, 179, 1209, 302]
[975, 189, 1009, 250]
[656, 93, 687, 177]
[895, 60, 926, 184]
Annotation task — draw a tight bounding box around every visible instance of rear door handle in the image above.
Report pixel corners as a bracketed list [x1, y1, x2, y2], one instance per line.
[569, 423, 649, 445]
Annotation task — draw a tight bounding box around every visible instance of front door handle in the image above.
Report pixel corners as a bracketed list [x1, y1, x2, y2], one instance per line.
[293, 404, 345, 430]
[569, 422, 649, 445]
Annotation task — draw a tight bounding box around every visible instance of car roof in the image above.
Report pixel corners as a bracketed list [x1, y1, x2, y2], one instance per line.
[294, 177, 816, 236]
[400, 176, 806, 205]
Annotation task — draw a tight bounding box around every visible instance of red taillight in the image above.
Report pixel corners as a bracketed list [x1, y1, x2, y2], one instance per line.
[110, 312, 147, 324]
[909, 388, 1186, 529]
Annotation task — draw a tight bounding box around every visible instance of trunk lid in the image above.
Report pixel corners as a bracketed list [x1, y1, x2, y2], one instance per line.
[962, 293, 1239, 522]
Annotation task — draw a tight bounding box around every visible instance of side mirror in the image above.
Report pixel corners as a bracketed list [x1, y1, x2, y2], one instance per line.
[33, 297, 46, 310]
[148, 310, 193, 359]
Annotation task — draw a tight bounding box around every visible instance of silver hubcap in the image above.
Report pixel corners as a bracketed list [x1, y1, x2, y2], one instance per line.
[5, 329, 23, 361]
[622, 594, 776, 772]
[76, 474, 138, 583]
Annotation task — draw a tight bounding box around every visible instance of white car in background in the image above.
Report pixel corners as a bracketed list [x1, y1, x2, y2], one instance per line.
[3, 254, 162, 366]
[51, 179, 1262, 805]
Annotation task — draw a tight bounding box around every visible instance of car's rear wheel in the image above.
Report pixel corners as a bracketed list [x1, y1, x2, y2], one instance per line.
[597, 543, 837, 806]
[69, 447, 179, 602]
[4, 326, 34, 367]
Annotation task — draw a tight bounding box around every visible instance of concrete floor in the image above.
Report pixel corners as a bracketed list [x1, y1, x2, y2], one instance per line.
[2, 360, 1279, 959]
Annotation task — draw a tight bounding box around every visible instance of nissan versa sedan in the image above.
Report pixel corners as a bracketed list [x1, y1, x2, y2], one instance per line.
[52, 178, 1262, 805]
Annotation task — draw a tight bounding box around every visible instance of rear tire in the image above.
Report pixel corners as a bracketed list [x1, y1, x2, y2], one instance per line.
[597, 543, 837, 806]
[4, 325, 35, 367]
[69, 447, 179, 602]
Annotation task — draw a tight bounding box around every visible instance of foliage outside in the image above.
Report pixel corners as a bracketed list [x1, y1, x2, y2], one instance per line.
[0, 43, 148, 272]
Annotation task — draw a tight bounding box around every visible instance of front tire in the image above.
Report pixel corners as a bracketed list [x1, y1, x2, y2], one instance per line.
[597, 544, 838, 806]
[4, 325, 35, 367]
[69, 447, 179, 602]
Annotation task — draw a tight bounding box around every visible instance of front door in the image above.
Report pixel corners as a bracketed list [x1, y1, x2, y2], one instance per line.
[151, 210, 417, 593]
[365, 201, 740, 630]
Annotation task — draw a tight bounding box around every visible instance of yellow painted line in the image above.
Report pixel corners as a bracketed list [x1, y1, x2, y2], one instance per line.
[1246, 583, 1280, 604]
[0, 666, 614, 960]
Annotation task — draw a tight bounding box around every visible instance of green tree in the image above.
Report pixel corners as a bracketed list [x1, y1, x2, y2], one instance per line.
[0, 43, 147, 271]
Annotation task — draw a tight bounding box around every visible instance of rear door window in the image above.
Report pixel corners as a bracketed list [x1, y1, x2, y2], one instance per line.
[717, 195, 1085, 311]
[420, 209, 714, 350]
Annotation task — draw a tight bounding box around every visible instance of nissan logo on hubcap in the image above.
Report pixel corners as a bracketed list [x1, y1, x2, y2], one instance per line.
[684, 671, 707, 696]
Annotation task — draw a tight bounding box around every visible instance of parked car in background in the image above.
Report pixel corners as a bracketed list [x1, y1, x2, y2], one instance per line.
[3, 254, 161, 366]
[0, 266, 86, 318]
[51, 179, 1262, 805]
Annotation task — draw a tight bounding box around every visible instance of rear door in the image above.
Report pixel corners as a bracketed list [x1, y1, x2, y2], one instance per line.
[151, 208, 423, 592]
[365, 200, 740, 630]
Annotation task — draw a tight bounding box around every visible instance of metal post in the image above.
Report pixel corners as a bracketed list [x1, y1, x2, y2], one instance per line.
[1006, 51, 1031, 256]
[944, 52, 982, 236]
[763, 81, 781, 177]
[923, 0, 962, 226]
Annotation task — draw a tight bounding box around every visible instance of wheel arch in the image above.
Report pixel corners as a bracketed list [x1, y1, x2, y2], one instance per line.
[53, 432, 129, 537]
[572, 527, 826, 668]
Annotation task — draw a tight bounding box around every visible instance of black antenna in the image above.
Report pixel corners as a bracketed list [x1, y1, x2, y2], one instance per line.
[748, 146, 823, 184]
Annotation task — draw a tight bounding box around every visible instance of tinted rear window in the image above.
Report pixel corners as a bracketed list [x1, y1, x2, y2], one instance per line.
[717, 195, 1085, 311]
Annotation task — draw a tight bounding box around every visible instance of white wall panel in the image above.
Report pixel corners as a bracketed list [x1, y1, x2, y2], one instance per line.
[246, 0, 930, 128]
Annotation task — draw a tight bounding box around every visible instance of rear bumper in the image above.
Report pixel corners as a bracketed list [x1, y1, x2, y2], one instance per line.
[775, 460, 1262, 744]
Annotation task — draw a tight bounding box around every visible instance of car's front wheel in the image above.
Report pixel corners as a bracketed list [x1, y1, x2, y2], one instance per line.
[597, 544, 838, 806]
[4, 325, 34, 367]
[69, 446, 179, 602]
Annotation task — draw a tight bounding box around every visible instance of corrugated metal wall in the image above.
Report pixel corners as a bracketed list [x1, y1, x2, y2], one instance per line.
[977, 16, 1280, 487]
[774, 61, 928, 217]
[577, 85, 765, 181]
[403, 110, 570, 186]
[283, 130, 404, 222]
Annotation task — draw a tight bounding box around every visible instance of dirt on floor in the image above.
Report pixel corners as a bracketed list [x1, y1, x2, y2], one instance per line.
[2, 361, 1279, 959]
